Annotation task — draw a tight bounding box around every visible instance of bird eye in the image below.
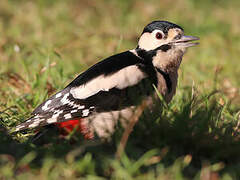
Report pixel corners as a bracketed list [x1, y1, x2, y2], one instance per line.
[155, 32, 163, 40]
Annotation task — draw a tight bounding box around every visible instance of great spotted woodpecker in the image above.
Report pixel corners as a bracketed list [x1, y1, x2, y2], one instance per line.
[15, 21, 199, 139]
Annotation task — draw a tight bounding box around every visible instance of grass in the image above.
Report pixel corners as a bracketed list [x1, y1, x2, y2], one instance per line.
[0, 0, 240, 179]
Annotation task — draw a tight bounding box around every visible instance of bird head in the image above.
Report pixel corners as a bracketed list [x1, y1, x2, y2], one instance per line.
[137, 21, 199, 72]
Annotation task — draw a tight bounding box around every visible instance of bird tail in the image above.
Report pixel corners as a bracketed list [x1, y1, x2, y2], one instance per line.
[15, 116, 94, 139]
[14, 116, 48, 132]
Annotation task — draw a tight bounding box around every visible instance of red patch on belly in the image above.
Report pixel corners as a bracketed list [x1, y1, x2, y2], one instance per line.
[56, 119, 94, 139]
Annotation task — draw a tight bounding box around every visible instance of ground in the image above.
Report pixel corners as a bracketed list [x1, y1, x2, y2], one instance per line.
[0, 0, 240, 179]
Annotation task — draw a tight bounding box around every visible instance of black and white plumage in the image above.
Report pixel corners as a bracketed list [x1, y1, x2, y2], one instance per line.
[15, 21, 199, 138]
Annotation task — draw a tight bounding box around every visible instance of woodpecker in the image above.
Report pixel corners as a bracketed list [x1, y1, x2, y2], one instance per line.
[15, 21, 199, 139]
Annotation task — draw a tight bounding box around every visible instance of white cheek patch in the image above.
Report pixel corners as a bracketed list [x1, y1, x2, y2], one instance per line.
[138, 30, 165, 51]
[70, 65, 146, 99]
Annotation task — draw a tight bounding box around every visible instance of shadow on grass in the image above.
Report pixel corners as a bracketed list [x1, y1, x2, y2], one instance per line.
[0, 88, 239, 178]
[126, 88, 240, 177]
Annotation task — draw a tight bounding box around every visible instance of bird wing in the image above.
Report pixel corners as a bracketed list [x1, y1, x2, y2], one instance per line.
[15, 51, 153, 131]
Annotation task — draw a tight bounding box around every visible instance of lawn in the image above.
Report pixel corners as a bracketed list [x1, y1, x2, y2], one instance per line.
[0, 0, 240, 179]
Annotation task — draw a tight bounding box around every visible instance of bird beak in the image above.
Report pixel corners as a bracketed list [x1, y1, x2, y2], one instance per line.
[173, 35, 199, 47]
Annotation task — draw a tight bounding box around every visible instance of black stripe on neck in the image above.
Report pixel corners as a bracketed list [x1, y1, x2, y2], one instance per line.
[135, 47, 172, 93]
[135, 44, 172, 60]
[156, 68, 172, 93]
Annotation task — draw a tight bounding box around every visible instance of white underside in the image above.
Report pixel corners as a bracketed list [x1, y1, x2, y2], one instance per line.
[83, 107, 135, 138]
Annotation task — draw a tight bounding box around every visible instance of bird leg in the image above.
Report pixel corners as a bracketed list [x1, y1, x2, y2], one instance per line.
[116, 99, 148, 159]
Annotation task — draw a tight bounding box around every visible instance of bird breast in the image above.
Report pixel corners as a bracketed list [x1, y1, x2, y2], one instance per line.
[156, 70, 178, 103]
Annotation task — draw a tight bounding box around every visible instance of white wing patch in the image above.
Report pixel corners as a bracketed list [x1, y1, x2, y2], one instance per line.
[47, 118, 58, 124]
[70, 65, 146, 99]
[82, 109, 90, 117]
[55, 92, 62, 98]
[42, 100, 52, 111]
[64, 113, 72, 119]
[29, 121, 40, 128]
[61, 93, 70, 104]
[52, 110, 63, 119]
